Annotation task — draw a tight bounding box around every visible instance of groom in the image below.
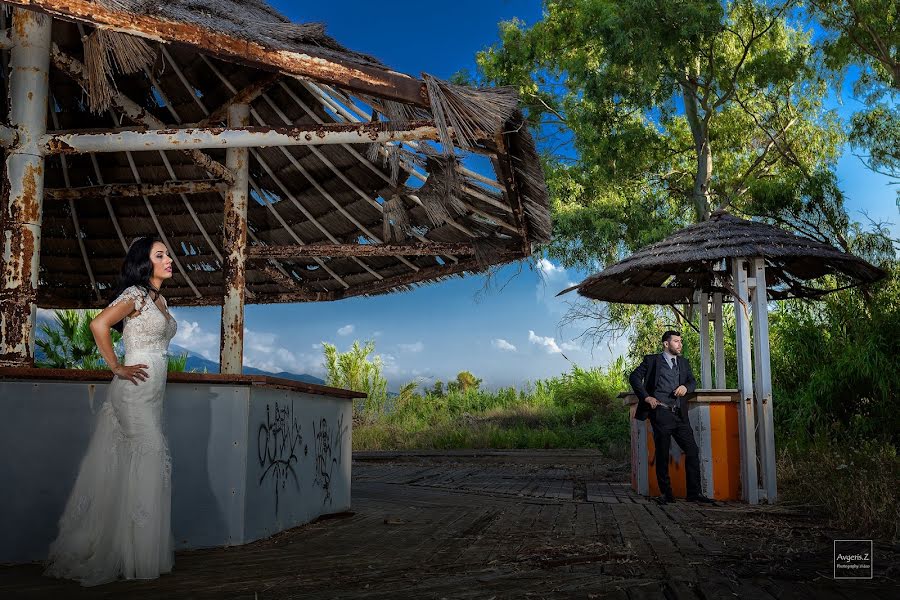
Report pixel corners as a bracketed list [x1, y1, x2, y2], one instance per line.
[629, 331, 714, 505]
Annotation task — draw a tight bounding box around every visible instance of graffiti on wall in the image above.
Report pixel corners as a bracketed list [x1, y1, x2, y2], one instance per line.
[257, 401, 304, 515]
[312, 413, 346, 504]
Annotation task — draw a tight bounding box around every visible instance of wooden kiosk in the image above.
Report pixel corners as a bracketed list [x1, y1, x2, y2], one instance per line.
[562, 212, 885, 504]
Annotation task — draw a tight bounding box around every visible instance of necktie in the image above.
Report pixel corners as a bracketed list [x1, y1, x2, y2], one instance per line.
[671, 357, 676, 369]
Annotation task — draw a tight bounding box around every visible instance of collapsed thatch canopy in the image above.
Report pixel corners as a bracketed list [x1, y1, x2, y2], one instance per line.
[559, 212, 886, 305]
[2, 0, 550, 308]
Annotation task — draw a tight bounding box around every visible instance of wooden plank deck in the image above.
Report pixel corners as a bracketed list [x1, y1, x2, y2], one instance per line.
[1, 449, 897, 599]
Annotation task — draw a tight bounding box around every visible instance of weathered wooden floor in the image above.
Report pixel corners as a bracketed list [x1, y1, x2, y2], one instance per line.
[2, 449, 897, 599]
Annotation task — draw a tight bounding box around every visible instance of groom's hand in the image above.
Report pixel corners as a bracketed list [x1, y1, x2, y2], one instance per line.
[674, 385, 688, 397]
[645, 396, 659, 408]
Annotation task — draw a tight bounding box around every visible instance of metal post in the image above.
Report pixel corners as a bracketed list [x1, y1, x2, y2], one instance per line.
[219, 104, 250, 375]
[732, 258, 759, 504]
[699, 291, 711, 388]
[713, 292, 726, 388]
[750, 258, 777, 502]
[0, 9, 51, 367]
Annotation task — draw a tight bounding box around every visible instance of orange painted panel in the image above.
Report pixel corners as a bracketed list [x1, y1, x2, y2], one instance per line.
[709, 403, 741, 500]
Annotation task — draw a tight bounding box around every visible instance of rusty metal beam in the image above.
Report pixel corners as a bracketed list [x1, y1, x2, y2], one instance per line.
[248, 243, 481, 259]
[0, 9, 50, 367]
[6, 0, 429, 107]
[41, 120, 444, 154]
[49, 44, 236, 185]
[219, 104, 250, 375]
[197, 71, 282, 127]
[44, 180, 228, 201]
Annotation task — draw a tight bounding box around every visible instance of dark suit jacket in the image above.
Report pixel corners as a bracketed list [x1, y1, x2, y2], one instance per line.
[628, 353, 697, 422]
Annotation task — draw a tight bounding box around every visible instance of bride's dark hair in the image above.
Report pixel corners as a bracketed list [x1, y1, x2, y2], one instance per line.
[108, 236, 162, 332]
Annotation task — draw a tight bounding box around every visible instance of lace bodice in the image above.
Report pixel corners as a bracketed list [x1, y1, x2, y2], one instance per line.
[110, 286, 177, 356]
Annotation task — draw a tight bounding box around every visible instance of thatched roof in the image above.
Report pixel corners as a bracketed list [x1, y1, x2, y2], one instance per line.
[559, 212, 886, 304]
[2, 0, 551, 308]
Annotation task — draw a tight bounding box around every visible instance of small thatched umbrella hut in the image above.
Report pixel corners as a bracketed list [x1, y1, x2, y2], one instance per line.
[559, 211, 885, 504]
[0, 0, 551, 371]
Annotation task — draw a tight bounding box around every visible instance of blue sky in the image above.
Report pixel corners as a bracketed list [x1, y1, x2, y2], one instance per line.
[165, 0, 895, 390]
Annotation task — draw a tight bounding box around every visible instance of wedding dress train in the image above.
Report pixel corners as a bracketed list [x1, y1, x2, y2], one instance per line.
[44, 286, 178, 586]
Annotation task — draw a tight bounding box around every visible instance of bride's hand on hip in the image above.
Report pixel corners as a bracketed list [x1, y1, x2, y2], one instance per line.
[113, 363, 149, 385]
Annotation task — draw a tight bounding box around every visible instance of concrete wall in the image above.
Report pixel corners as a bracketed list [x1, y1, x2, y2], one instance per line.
[0, 379, 352, 564]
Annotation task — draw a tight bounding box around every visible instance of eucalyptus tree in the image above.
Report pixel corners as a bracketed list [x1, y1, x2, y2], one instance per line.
[808, 0, 899, 185]
[477, 0, 846, 271]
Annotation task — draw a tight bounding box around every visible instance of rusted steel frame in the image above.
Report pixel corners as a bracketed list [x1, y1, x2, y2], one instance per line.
[300, 81, 476, 241]
[157, 54, 351, 289]
[317, 83, 503, 191]
[330, 253, 519, 301]
[49, 106, 100, 302]
[44, 180, 227, 201]
[194, 57, 423, 276]
[110, 112, 202, 298]
[196, 71, 282, 127]
[271, 79, 467, 258]
[0, 8, 50, 367]
[306, 82, 516, 234]
[42, 121, 443, 155]
[220, 104, 250, 375]
[5, 0, 429, 106]
[493, 131, 532, 256]
[49, 44, 236, 185]
[248, 147, 385, 281]
[0, 27, 11, 50]
[248, 242, 480, 259]
[155, 151, 224, 264]
[246, 231, 303, 290]
[248, 178, 350, 289]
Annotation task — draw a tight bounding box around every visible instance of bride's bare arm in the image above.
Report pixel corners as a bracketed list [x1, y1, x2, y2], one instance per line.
[90, 301, 148, 385]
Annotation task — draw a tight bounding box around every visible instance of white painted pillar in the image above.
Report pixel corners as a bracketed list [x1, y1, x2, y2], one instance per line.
[219, 104, 250, 374]
[699, 291, 711, 388]
[0, 9, 51, 367]
[713, 292, 726, 388]
[732, 258, 759, 504]
[750, 258, 777, 503]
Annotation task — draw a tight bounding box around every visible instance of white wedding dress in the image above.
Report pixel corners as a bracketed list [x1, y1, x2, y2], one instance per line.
[45, 286, 178, 586]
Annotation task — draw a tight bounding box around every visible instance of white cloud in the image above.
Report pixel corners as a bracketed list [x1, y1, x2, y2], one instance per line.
[560, 341, 579, 352]
[398, 341, 424, 353]
[337, 324, 355, 336]
[171, 313, 218, 360]
[242, 326, 325, 376]
[536, 258, 565, 276]
[492, 338, 517, 352]
[528, 330, 562, 354]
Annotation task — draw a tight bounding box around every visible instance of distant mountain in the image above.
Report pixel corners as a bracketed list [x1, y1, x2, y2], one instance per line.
[169, 344, 325, 385]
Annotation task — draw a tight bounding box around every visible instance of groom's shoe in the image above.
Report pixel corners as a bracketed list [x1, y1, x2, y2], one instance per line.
[686, 495, 715, 504]
[656, 493, 676, 505]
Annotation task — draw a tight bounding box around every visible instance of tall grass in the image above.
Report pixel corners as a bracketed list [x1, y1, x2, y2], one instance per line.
[354, 358, 631, 456]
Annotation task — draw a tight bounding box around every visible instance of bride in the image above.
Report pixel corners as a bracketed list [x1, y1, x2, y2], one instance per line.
[44, 236, 178, 586]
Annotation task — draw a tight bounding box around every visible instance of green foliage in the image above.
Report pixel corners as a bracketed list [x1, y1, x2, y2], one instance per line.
[446, 370, 483, 393]
[477, 0, 845, 275]
[769, 264, 900, 443]
[323, 340, 390, 423]
[167, 352, 189, 373]
[353, 360, 631, 454]
[36, 310, 122, 370]
[808, 1, 898, 185]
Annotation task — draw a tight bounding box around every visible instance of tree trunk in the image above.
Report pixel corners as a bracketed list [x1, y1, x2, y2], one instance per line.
[681, 78, 712, 221]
